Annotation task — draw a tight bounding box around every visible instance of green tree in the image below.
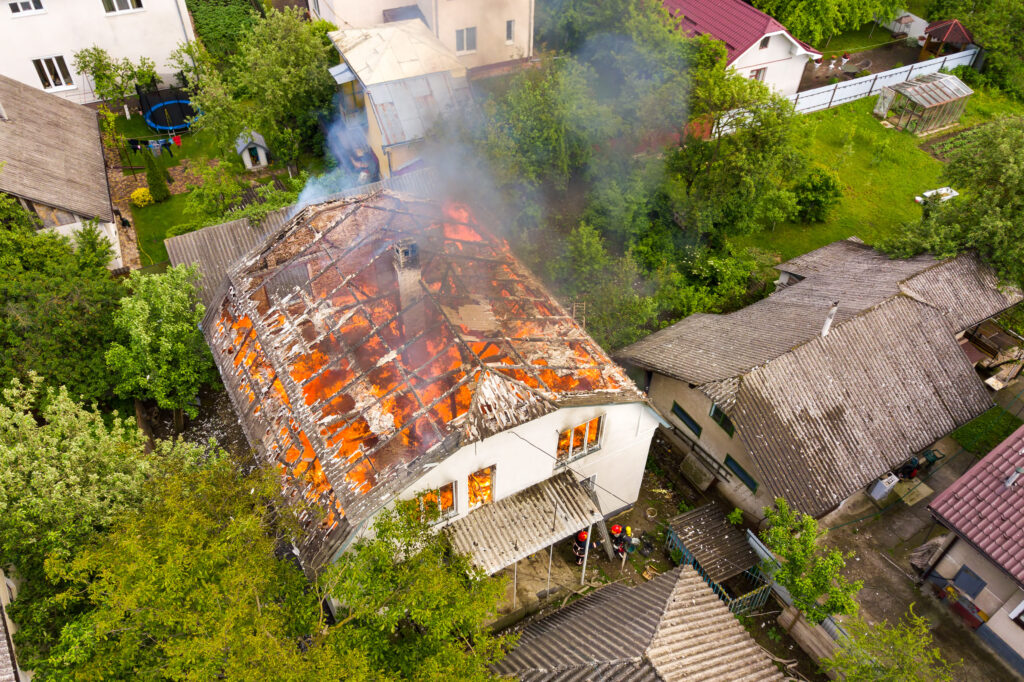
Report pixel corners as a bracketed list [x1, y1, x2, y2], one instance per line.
[183, 158, 246, 220]
[0, 197, 122, 402]
[144, 150, 171, 202]
[929, 0, 1024, 98]
[0, 376, 199, 665]
[751, 0, 904, 46]
[882, 117, 1024, 288]
[73, 46, 157, 118]
[106, 265, 217, 429]
[320, 500, 512, 679]
[761, 498, 863, 624]
[794, 167, 843, 222]
[823, 605, 960, 681]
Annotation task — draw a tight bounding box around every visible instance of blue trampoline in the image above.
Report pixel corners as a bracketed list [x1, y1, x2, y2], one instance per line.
[138, 87, 196, 133]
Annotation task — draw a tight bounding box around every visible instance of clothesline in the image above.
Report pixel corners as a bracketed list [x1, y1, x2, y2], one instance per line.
[126, 135, 182, 158]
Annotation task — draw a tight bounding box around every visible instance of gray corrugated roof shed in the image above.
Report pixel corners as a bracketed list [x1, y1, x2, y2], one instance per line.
[0, 74, 113, 222]
[668, 505, 757, 583]
[495, 565, 783, 681]
[366, 72, 471, 148]
[0, 605, 18, 682]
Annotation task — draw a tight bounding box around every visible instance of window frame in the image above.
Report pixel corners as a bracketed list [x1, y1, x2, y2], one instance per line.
[8, 0, 44, 16]
[417, 480, 457, 523]
[32, 55, 74, 91]
[556, 415, 604, 465]
[750, 67, 767, 81]
[671, 402, 702, 438]
[709, 403, 735, 437]
[724, 455, 758, 493]
[759, 36, 770, 49]
[102, 0, 144, 14]
[467, 466, 494, 510]
[505, 19, 515, 44]
[455, 26, 477, 54]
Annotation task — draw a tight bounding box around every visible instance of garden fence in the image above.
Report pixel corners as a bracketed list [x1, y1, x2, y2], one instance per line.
[789, 46, 980, 115]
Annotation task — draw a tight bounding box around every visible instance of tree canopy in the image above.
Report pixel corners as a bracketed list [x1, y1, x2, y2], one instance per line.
[881, 117, 1024, 288]
[751, 0, 904, 46]
[823, 605, 960, 681]
[0, 195, 122, 403]
[106, 264, 218, 422]
[761, 498, 863, 623]
[72, 46, 157, 119]
[929, 0, 1024, 99]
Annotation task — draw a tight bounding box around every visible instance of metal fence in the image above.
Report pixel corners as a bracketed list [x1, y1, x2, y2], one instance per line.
[789, 47, 980, 114]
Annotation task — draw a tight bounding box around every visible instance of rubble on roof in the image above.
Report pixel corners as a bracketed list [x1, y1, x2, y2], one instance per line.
[203, 190, 643, 568]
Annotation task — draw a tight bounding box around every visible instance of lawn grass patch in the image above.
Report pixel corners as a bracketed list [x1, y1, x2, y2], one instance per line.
[814, 22, 904, 56]
[131, 193, 190, 266]
[952, 407, 1023, 455]
[114, 115, 223, 177]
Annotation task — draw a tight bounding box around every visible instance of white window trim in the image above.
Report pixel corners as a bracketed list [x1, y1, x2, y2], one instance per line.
[505, 20, 515, 45]
[556, 416, 605, 467]
[418, 481, 457, 524]
[33, 55, 76, 91]
[455, 27, 477, 55]
[103, 0, 145, 15]
[8, 0, 45, 17]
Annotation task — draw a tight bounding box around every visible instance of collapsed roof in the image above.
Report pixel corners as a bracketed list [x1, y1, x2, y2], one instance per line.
[618, 239, 1022, 516]
[203, 191, 643, 567]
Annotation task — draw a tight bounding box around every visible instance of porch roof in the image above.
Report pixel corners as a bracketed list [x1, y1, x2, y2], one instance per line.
[446, 471, 602, 575]
[668, 504, 757, 583]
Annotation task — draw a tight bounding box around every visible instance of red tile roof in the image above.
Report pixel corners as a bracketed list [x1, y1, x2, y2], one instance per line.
[926, 19, 973, 46]
[662, 0, 818, 64]
[930, 424, 1024, 586]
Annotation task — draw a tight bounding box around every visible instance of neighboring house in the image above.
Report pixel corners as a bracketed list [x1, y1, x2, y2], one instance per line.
[0, 0, 194, 104]
[329, 21, 472, 177]
[925, 424, 1024, 675]
[617, 238, 1022, 520]
[0, 74, 124, 268]
[311, 0, 533, 71]
[662, 0, 819, 96]
[493, 564, 784, 680]
[201, 190, 660, 572]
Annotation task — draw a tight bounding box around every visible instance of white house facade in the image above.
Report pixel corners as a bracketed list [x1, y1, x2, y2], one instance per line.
[0, 0, 194, 104]
[729, 30, 816, 97]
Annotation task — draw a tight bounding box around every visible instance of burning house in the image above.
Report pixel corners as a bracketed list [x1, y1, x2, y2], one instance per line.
[203, 191, 660, 571]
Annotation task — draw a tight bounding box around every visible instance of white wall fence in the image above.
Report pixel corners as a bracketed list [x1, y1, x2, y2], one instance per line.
[789, 46, 980, 114]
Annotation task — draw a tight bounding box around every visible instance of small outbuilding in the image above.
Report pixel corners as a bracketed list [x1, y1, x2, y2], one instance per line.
[235, 131, 269, 170]
[873, 72, 973, 134]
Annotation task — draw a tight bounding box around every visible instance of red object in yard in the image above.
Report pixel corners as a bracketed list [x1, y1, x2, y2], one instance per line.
[611, 524, 622, 535]
[577, 530, 588, 542]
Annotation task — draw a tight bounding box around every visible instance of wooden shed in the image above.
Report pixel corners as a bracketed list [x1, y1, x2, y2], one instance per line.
[873, 72, 973, 134]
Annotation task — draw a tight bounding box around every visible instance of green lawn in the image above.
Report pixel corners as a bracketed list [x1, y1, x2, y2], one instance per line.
[114, 114, 222, 177]
[815, 22, 904, 56]
[952, 407, 1023, 455]
[131, 193, 190, 266]
[733, 89, 1024, 261]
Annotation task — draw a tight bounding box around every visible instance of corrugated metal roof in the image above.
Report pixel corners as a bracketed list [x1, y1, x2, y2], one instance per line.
[495, 565, 783, 681]
[0, 74, 113, 222]
[899, 255, 1020, 332]
[0, 604, 18, 682]
[930, 424, 1024, 587]
[662, 0, 818, 64]
[330, 20, 466, 86]
[889, 72, 973, 107]
[446, 472, 603, 575]
[366, 72, 472, 148]
[668, 505, 757, 583]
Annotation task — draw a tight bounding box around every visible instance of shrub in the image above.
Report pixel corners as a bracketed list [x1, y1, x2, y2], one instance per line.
[727, 508, 744, 525]
[185, 0, 258, 59]
[130, 187, 154, 207]
[855, 69, 871, 78]
[794, 167, 842, 222]
[143, 152, 170, 203]
[827, 76, 840, 85]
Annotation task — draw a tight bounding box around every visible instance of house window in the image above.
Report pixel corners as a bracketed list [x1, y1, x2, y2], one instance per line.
[671, 402, 701, 437]
[339, 79, 364, 113]
[506, 19, 515, 44]
[759, 36, 770, 49]
[725, 455, 758, 493]
[709, 403, 735, 437]
[556, 416, 604, 464]
[456, 27, 477, 54]
[8, 0, 44, 15]
[102, 0, 143, 13]
[467, 466, 493, 509]
[750, 68, 767, 81]
[418, 481, 456, 522]
[953, 566, 986, 599]
[32, 56, 73, 90]
[311, 0, 319, 16]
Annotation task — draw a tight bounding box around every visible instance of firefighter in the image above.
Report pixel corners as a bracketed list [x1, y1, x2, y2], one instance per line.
[610, 524, 627, 559]
[572, 530, 590, 566]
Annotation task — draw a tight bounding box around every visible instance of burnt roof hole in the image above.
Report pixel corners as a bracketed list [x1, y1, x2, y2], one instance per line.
[394, 239, 419, 269]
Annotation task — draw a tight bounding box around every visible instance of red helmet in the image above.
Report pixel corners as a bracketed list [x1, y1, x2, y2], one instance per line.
[577, 530, 588, 542]
[611, 524, 622, 535]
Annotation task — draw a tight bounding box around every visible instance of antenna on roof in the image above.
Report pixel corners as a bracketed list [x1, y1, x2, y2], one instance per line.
[1004, 466, 1024, 489]
[821, 301, 840, 338]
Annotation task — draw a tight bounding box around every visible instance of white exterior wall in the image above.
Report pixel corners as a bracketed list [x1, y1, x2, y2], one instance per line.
[933, 538, 1024, 661]
[0, 0, 194, 104]
[352, 401, 659, 547]
[647, 373, 776, 519]
[313, 0, 533, 69]
[730, 31, 811, 97]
